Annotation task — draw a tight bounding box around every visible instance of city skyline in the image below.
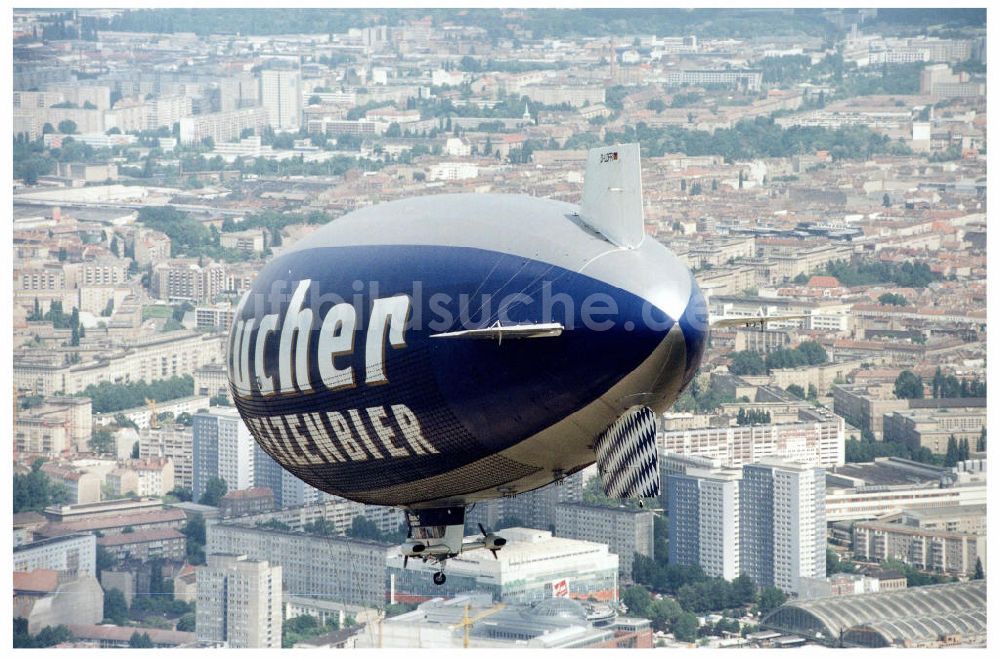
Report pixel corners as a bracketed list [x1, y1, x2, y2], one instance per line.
[10, 6, 988, 650]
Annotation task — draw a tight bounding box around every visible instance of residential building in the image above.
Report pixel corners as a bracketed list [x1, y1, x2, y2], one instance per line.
[882, 406, 987, 454]
[253, 443, 325, 509]
[488, 470, 585, 532]
[37, 507, 187, 539]
[97, 528, 187, 563]
[193, 362, 230, 400]
[139, 424, 194, 490]
[219, 487, 275, 518]
[554, 503, 653, 579]
[663, 69, 763, 91]
[665, 466, 742, 579]
[741, 459, 825, 594]
[15, 395, 92, 455]
[197, 553, 282, 648]
[853, 522, 985, 577]
[40, 463, 102, 505]
[14, 534, 97, 576]
[193, 407, 255, 502]
[14, 331, 225, 396]
[208, 523, 391, 607]
[260, 68, 302, 130]
[195, 303, 235, 330]
[151, 258, 226, 303]
[658, 408, 845, 468]
[178, 107, 269, 145]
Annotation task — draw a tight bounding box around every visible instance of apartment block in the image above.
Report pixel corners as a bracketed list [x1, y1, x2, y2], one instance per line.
[741, 459, 825, 594]
[555, 503, 653, 579]
[193, 407, 255, 502]
[208, 523, 392, 607]
[665, 467, 742, 580]
[197, 553, 282, 648]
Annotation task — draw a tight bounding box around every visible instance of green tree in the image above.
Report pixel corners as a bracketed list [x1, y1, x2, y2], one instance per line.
[14, 459, 69, 513]
[882, 193, 891, 207]
[14, 620, 74, 648]
[879, 292, 908, 306]
[786, 384, 805, 399]
[973, 557, 984, 580]
[168, 487, 193, 502]
[199, 477, 227, 506]
[129, 632, 154, 648]
[732, 574, 757, 604]
[89, 428, 115, 454]
[622, 585, 653, 618]
[57, 119, 77, 134]
[894, 370, 924, 399]
[757, 586, 786, 616]
[728, 351, 767, 375]
[672, 611, 699, 642]
[104, 588, 130, 625]
[177, 612, 197, 632]
[96, 545, 116, 577]
[649, 598, 682, 632]
[304, 518, 338, 536]
[347, 515, 383, 541]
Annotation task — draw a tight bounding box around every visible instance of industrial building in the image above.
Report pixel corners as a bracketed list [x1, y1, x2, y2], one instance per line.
[760, 581, 986, 647]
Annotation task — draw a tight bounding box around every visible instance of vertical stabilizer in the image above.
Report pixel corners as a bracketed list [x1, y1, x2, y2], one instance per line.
[579, 142, 645, 248]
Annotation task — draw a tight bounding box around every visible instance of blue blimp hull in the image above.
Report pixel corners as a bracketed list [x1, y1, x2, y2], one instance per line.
[228, 191, 707, 508]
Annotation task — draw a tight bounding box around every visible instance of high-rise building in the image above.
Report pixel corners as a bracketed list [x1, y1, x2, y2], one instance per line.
[666, 467, 742, 580]
[499, 471, 586, 531]
[196, 553, 282, 648]
[208, 523, 392, 607]
[140, 424, 194, 490]
[253, 442, 326, 509]
[554, 503, 653, 579]
[740, 459, 826, 594]
[218, 72, 259, 112]
[193, 408, 255, 502]
[260, 68, 302, 131]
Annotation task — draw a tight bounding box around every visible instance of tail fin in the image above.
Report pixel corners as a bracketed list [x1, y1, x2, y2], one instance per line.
[580, 142, 645, 248]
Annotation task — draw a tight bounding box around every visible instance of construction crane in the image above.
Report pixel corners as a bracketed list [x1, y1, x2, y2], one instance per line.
[145, 397, 159, 429]
[449, 602, 506, 648]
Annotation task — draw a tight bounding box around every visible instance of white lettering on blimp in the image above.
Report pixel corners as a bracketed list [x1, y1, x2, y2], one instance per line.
[228, 280, 411, 397]
[246, 403, 440, 467]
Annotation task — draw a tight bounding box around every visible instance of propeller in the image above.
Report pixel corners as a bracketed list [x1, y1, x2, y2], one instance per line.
[479, 523, 499, 559]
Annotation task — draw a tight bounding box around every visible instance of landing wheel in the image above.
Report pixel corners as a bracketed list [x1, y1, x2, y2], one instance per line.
[433, 571, 447, 586]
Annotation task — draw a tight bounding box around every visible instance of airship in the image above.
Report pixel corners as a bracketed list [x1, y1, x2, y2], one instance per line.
[227, 143, 792, 584]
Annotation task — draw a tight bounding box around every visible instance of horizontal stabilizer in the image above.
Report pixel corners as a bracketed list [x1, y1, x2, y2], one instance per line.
[430, 321, 563, 343]
[595, 406, 659, 500]
[710, 314, 810, 330]
[579, 143, 645, 248]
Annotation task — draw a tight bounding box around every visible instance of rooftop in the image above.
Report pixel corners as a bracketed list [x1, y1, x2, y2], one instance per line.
[13, 569, 60, 594]
[761, 581, 986, 647]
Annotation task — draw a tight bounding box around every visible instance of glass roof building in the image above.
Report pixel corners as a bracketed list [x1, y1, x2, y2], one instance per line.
[760, 580, 986, 647]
